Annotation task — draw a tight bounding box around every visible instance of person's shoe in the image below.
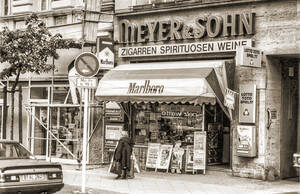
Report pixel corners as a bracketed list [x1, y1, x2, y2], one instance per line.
[115, 175, 121, 179]
[127, 175, 134, 179]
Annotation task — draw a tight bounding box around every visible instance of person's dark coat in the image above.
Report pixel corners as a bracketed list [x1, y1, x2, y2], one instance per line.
[114, 137, 133, 171]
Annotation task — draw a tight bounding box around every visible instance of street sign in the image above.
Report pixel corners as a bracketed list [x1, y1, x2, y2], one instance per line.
[76, 77, 98, 88]
[74, 52, 100, 77]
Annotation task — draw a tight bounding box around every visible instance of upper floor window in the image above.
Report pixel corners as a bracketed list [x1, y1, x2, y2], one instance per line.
[54, 15, 67, 25]
[41, 0, 49, 11]
[4, 0, 11, 16]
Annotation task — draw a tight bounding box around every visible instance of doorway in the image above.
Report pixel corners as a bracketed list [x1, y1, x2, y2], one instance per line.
[280, 59, 298, 178]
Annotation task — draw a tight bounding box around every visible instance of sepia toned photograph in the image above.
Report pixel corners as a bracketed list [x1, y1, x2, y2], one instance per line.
[0, 0, 299, 193]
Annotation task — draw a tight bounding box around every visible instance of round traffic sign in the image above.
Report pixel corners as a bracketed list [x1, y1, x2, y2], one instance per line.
[74, 52, 100, 77]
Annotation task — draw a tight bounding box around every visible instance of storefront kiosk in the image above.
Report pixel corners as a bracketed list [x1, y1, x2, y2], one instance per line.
[96, 60, 233, 173]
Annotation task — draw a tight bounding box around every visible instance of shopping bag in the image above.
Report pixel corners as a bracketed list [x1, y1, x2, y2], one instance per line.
[110, 161, 121, 175]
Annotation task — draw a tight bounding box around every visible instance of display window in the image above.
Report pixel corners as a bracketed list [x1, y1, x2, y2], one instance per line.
[133, 103, 203, 145]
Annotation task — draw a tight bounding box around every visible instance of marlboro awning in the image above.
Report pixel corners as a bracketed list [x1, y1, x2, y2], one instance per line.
[95, 60, 234, 112]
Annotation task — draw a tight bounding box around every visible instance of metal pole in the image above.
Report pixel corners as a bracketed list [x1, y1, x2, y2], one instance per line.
[18, 85, 22, 143]
[82, 88, 88, 193]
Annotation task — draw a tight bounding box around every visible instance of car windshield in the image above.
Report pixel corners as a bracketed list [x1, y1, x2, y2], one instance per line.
[0, 142, 31, 159]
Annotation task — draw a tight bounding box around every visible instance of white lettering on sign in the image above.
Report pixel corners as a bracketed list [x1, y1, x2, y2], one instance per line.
[128, 80, 164, 94]
[119, 39, 251, 57]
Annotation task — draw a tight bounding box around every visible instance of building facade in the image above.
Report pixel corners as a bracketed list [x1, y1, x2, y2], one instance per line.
[0, 0, 114, 164]
[97, 0, 300, 180]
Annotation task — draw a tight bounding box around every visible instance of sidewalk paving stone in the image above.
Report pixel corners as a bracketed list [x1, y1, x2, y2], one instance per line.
[62, 165, 300, 194]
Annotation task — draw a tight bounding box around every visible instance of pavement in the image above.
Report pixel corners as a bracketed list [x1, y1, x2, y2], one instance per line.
[62, 164, 300, 194]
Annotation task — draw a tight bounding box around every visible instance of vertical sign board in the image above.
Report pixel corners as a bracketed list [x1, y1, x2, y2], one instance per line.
[236, 46, 262, 68]
[239, 84, 256, 123]
[237, 125, 257, 157]
[98, 38, 114, 69]
[145, 143, 160, 170]
[193, 131, 206, 174]
[156, 144, 173, 172]
[185, 145, 194, 172]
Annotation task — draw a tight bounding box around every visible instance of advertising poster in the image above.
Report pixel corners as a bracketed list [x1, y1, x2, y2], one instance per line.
[237, 125, 257, 157]
[105, 125, 123, 140]
[156, 144, 173, 170]
[98, 38, 114, 69]
[239, 84, 256, 123]
[146, 143, 160, 169]
[193, 131, 206, 170]
[185, 145, 194, 172]
[171, 143, 184, 172]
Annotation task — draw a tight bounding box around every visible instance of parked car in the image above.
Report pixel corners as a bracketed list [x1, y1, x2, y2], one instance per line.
[0, 140, 64, 194]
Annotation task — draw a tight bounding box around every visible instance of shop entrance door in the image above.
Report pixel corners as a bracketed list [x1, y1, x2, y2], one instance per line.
[281, 60, 298, 178]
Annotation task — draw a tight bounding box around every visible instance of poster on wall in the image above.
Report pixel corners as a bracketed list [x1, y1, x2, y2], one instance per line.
[145, 143, 160, 169]
[105, 125, 123, 140]
[156, 144, 173, 172]
[239, 84, 256, 123]
[237, 125, 257, 157]
[193, 131, 206, 173]
[236, 46, 262, 68]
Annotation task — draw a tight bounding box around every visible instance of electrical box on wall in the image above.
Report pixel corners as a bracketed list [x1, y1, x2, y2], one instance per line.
[237, 125, 257, 157]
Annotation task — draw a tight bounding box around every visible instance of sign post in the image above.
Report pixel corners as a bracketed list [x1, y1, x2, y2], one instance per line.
[81, 87, 88, 193]
[74, 52, 99, 193]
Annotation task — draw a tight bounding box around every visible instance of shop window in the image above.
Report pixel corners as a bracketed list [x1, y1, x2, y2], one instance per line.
[54, 15, 67, 26]
[133, 103, 203, 145]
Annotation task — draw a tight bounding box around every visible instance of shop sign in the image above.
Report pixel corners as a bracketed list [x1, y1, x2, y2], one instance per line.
[193, 131, 206, 171]
[239, 84, 256, 123]
[224, 88, 236, 110]
[128, 80, 164, 94]
[118, 12, 255, 44]
[236, 46, 262, 67]
[237, 125, 257, 157]
[119, 39, 252, 57]
[98, 38, 114, 69]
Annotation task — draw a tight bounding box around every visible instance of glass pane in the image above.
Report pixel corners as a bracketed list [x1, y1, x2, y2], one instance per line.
[30, 87, 48, 100]
[33, 107, 47, 155]
[55, 15, 67, 26]
[50, 107, 82, 160]
[52, 86, 72, 104]
[4, 0, 9, 15]
[41, 0, 47, 10]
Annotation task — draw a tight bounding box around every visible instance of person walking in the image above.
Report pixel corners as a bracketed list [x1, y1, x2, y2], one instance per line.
[113, 131, 134, 179]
